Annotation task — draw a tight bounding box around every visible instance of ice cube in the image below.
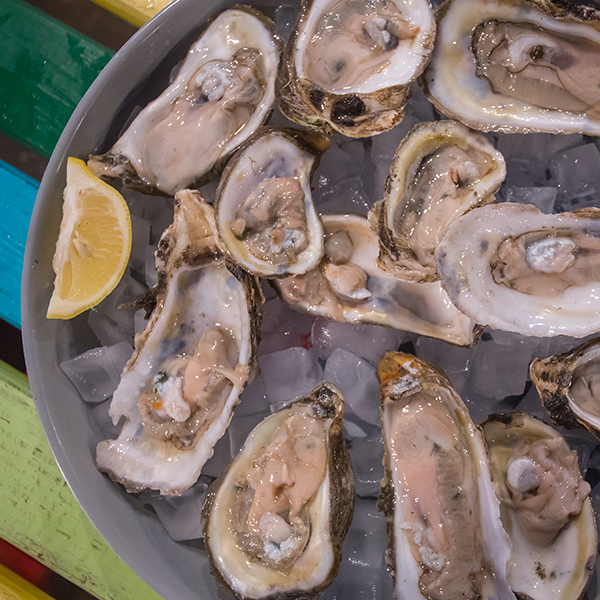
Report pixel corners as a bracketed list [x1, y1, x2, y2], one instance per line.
[129, 214, 151, 275]
[259, 346, 324, 405]
[134, 309, 147, 336]
[91, 399, 122, 439]
[415, 335, 473, 396]
[235, 376, 270, 417]
[88, 273, 146, 347]
[228, 410, 270, 457]
[201, 432, 232, 479]
[313, 136, 363, 190]
[258, 297, 314, 356]
[140, 480, 209, 542]
[550, 143, 600, 205]
[323, 348, 380, 426]
[349, 434, 384, 498]
[503, 186, 557, 213]
[322, 498, 391, 600]
[466, 332, 536, 401]
[60, 341, 133, 403]
[275, 3, 300, 40]
[311, 317, 404, 364]
[316, 176, 372, 215]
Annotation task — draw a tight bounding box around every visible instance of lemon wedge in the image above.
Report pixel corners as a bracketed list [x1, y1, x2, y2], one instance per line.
[47, 157, 132, 319]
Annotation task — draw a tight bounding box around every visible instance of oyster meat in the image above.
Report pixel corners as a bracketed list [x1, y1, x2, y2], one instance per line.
[202, 383, 354, 600]
[531, 337, 600, 440]
[88, 8, 281, 195]
[436, 203, 600, 337]
[421, 0, 600, 135]
[483, 412, 597, 600]
[95, 191, 262, 495]
[276, 213, 480, 346]
[377, 352, 515, 600]
[369, 120, 506, 282]
[278, 0, 436, 137]
[215, 127, 328, 278]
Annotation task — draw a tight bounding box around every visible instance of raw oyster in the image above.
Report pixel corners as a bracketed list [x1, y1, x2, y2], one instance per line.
[421, 0, 600, 135]
[214, 127, 328, 278]
[482, 412, 597, 600]
[377, 352, 515, 600]
[278, 0, 436, 137]
[88, 7, 281, 195]
[276, 213, 480, 346]
[369, 120, 506, 282]
[202, 383, 354, 600]
[95, 190, 262, 495]
[436, 203, 600, 337]
[531, 337, 600, 439]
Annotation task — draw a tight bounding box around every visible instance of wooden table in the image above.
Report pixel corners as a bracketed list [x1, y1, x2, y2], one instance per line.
[0, 0, 175, 596]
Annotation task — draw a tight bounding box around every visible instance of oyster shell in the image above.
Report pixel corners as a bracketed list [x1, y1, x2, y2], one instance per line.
[214, 127, 328, 278]
[202, 383, 354, 600]
[95, 190, 262, 495]
[482, 412, 597, 600]
[377, 352, 515, 600]
[435, 203, 600, 337]
[531, 337, 600, 439]
[88, 7, 281, 195]
[278, 0, 436, 137]
[421, 0, 600, 135]
[369, 120, 506, 282]
[276, 213, 481, 346]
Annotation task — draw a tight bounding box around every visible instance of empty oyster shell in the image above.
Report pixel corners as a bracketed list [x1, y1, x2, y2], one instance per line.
[276, 213, 480, 346]
[482, 412, 597, 600]
[369, 120, 506, 282]
[436, 203, 600, 337]
[531, 337, 600, 439]
[377, 352, 515, 600]
[421, 0, 600, 135]
[202, 383, 354, 600]
[278, 0, 436, 137]
[95, 191, 262, 495]
[214, 127, 328, 278]
[88, 7, 281, 195]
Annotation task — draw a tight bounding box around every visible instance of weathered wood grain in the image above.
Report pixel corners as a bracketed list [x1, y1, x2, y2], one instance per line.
[0, 360, 163, 600]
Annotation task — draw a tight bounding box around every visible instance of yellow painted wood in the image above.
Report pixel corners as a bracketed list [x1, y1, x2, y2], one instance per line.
[0, 563, 54, 600]
[89, 0, 173, 28]
[0, 360, 163, 600]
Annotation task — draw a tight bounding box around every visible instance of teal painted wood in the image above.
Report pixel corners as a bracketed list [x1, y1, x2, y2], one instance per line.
[0, 159, 38, 329]
[0, 0, 114, 158]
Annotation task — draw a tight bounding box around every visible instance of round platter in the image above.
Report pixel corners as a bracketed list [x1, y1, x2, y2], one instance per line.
[21, 0, 600, 598]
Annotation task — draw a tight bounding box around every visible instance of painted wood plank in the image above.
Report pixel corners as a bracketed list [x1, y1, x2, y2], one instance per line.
[0, 159, 39, 330]
[0, 360, 163, 600]
[90, 0, 172, 28]
[0, 564, 53, 600]
[0, 0, 114, 158]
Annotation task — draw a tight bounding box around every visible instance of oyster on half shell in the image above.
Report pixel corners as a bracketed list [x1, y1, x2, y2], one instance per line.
[369, 120, 506, 282]
[214, 127, 328, 278]
[95, 191, 262, 495]
[202, 383, 354, 600]
[278, 0, 436, 137]
[483, 413, 597, 600]
[421, 0, 600, 135]
[88, 7, 281, 195]
[531, 337, 600, 440]
[377, 352, 516, 600]
[276, 213, 480, 347]
[436, 203, 600, 337]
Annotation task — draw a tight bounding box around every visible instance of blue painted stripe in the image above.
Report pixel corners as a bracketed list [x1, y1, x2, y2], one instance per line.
[0, 159, 38, 329]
